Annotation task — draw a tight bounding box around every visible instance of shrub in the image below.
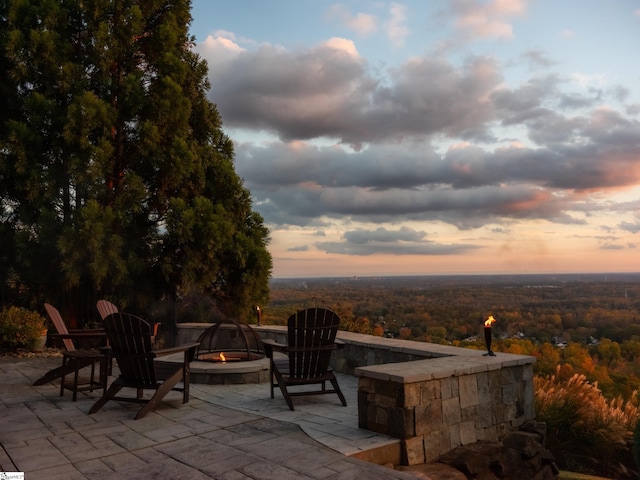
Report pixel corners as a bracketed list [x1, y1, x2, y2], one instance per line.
[0, 306, 47, 350]
[535, 364, 640, 478]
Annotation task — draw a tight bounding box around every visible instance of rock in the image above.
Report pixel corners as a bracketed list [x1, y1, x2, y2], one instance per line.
[503, 431, 544, 460]
[520, 420, 548, 443]
[438, 441, 504, 478]
[436, 424, 559, 479]
[396, 462, 468, 480]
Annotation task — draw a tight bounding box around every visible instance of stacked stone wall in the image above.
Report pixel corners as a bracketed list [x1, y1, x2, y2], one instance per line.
[357, 362, 535, 464]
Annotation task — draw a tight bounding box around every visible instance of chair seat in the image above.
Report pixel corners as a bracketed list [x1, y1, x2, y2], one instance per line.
[273, 358, 335, 384]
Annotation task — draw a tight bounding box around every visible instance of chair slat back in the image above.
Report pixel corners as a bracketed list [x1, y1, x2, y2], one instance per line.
[287, 308, 340, 379]
[96, 300, 119, 320]
[103, 312, 156, 386]
[44, 303, 74, 352]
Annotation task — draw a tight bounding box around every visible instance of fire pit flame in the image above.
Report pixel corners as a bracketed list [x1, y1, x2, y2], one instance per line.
[220, 352, 227, 362]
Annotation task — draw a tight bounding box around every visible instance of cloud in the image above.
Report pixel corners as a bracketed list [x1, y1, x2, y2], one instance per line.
[600, 243, 625, 250]
[201, 32, 246, 55]
[385, 3, 410, 47]
[520, 50, 556, 70]
[287, 245, 309, 252]
[326, 5, 378, 37]
[450, 0, 528, 40]
[316, 226, 481, 255]
[344, 226, 427, 244]
[196, 36, 372, 145]
[198, 36, 503, 146]
[619, 221, 640, 234]
[195, 26, 640, 257]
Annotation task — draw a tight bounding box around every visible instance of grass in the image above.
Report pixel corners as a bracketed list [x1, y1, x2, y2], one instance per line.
[536, 365, 640, 478]
[559, 472, 613, 480]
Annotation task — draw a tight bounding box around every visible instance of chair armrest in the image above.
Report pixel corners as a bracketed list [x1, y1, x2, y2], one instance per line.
[51, 332, 106, 339]
[153, 342, 200, 358]
[67, 328, 105, 334]
[51, 331, 109, 349]
[261, 338, 287, 358]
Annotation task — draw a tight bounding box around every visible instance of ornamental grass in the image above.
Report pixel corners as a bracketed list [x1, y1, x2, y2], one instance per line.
[535, 365, 640, 478]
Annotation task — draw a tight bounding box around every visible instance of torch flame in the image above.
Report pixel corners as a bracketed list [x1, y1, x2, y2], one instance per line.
[220, 352, 227, 362]
[484, 315, 496, 327]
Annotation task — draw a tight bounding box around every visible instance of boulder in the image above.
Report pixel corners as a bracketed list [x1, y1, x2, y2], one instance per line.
[437, 422, 559, 479]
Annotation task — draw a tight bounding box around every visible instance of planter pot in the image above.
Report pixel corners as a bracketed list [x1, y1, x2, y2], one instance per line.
[31, 329, 48, 352]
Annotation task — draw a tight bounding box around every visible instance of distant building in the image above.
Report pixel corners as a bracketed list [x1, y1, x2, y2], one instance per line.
[552, 336, 568, 348]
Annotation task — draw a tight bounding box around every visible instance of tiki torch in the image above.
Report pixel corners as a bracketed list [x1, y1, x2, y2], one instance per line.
[483, 315, 496, 356]
[256, 305, 261, 326]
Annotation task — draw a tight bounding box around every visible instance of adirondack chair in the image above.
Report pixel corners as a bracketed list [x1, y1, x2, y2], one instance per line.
[89, 312, 199, 419]
[261, 308, 347, 411]
[33, 304, 109, 400]
[96, 299, 119, 320]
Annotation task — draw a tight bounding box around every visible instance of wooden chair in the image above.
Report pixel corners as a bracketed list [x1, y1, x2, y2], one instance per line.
[89, 312, 199, 420]
[261, 308, 347, 411]
[96, 299, 119, 320]
[33, 304, 108, 394]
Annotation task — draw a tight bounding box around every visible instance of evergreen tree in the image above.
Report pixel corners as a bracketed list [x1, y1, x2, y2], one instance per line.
[1, 0, 272, 322]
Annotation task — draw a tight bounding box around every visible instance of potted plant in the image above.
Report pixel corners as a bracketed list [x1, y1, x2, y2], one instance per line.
[0, 306, 48, 352]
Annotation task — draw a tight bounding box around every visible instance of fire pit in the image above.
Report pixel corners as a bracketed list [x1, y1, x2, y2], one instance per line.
[157, 318, 269, 384]
[197, 351, 264, 362]
[195, 317, 264, 363]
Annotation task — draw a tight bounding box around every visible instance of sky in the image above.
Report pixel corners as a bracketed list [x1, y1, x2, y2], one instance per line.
[188, 0, 640, 278]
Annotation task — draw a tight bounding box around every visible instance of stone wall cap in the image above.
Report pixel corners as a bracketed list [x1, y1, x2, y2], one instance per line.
[355, 353, 535, 383]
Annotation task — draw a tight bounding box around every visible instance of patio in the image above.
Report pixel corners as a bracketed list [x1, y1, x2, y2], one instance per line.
[0, 354, 429, 479]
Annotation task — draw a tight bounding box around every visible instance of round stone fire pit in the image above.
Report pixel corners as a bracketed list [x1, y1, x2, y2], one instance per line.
[195, 317, 264, 363]
[157, 318, 269, 385]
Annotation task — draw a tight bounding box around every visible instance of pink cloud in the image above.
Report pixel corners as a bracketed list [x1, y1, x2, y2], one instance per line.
[451, 0, 528, 40]
[326, 5, 378, 37]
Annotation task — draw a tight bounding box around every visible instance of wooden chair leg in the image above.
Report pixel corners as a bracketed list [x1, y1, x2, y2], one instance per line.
[330, 377, 347, 406]
[89, 382, 123, 414]
[38, 361, 72, 388]
[135, 370, 183, 420]
[72, 359, 80, 401]
[59, 355, 69, 397]
[88, 360, 96, 393]
[269, 359, 275, 399]
[280, 384, 294, 411]
[182, 364, 190, 404]
[99, 356, 108, 396]
[271, 368, 294, 411]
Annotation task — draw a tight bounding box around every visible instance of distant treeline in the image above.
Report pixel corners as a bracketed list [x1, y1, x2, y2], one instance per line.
[263, 273, 640, 399]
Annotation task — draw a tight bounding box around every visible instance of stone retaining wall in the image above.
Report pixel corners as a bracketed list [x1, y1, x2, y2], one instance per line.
[177, 323, 536, 466]
[356, 356, 534, 464]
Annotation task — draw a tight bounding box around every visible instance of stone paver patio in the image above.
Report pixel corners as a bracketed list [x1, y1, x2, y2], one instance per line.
[0, 355, 420, 479]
